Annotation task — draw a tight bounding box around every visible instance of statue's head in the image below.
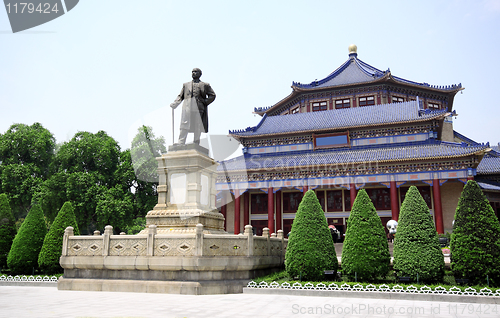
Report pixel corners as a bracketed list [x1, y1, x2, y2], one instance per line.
[192, 68, 202, 80]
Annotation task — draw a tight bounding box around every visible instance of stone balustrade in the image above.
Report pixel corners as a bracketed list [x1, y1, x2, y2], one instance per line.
[62, 224, 286, 261]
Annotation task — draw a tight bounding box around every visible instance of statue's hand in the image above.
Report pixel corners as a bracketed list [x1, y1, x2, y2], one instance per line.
[170, 103, 177, 109]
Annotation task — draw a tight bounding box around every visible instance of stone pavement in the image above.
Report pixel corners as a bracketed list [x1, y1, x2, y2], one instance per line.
[0, 286, 496, 318]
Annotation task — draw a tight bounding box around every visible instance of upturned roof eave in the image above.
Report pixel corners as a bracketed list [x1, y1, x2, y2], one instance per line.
[256, 74, 462, 116]
[221, 148, 489, 174]
[230, 111, 450, 140]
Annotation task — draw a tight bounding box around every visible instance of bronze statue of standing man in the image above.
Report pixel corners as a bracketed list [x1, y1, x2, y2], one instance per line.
[170, 68, 216, 145]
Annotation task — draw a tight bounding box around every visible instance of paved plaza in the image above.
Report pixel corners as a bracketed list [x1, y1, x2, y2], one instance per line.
[0, 286, 496, 318]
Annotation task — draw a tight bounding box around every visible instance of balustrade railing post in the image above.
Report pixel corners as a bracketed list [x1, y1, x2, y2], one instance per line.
[195, 224, 204, 256]
[103, 225, 113, 256]
[262, 227, 270, 256]
[62, 226, 74, 256]
[277, 229, 284, 263]
[244, 225, 253, 256]
[147, 225, 157, 256]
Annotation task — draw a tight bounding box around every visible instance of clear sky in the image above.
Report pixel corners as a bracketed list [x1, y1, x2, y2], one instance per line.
[1, 0, 499, 153]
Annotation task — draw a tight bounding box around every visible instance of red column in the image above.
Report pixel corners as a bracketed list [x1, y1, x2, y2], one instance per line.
[221, 195, 227, 231]
[303, 185, 309, 194]
[234, 190, 240, 234]
[276, 190, 282, 232]
[390, 180, 399, 221]
[350, 183, 357, 208]
[433, 179, 444, 234]
[268, 187, 274, 234]
[243, 192, 250, 227]
[467, 176, 474, 181]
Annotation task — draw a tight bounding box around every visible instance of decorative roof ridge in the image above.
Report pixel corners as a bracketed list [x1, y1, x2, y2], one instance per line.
[354, 57, 387, 78]
[391, 75, 462, 91]
[231, 101, 448, 138]
[453, 130, 481, 146]
[291, 58, 352, 88]
[219, 142, 489, 173]
[291, 57, 388, 89]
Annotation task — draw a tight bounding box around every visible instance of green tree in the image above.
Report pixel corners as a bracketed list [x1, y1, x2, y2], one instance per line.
[95, 185, 134, 233]
[53, 131, 120, 186]
[0, 193, 16, 269]
[7, 203, 47, 274]
[66, 171, 106, 234]
[285, 190, 337, 280]
[1, 163, 43, 219]
[130, 125, 166, 184]
[38, 202, 79, 274]
[0, 123, 55, 178]
[32, 172, 70, 224]
[393, 186, 444, 282]
[129, 126, 166, 214]
[450, 180, 500, 286]
[341, 189, 390, 281]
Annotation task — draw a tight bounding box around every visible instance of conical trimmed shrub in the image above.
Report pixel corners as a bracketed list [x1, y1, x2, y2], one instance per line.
[38, 202, 79, 274]
[0, 194, 16, 269]
[393, 186, 444, 282]
[7, 204, 47, 274]
[451, 180, 500, 286]
[341, 189, 390, 281]
[285, 190, 337, 280]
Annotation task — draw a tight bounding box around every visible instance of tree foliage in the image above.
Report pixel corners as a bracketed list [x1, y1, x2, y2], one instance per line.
[95, 185, 134, 233]
[285, 190, 337, 280]
[1, 163, 43, 219]
[0, 193, 16, 269]
[341, 189, 390, 281]
[7, 203, 47, 274]
[53, 131, 120, 186]
[393, 186, 445, 282]
[0, 123, 55, 177]
[450, 180, 500, 286]
[38, 201, 79, 274]
[130, 125, 166, 183]
[0, 123, 163, 235]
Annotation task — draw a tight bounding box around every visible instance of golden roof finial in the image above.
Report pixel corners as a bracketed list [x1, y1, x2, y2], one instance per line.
[348, 44, 357, 55]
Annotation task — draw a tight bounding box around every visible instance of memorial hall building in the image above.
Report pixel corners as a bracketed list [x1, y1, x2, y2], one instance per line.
[216, 45, 500, 238]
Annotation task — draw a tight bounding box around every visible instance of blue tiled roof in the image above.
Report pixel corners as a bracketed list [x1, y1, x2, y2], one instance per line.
[453, 131, 481, 146]
[293, 58, 386, 88]
[477, 181, 500, 191]
[231, 101, 447, 137]
[218, 141, 487, 172]
[477, 156, 500, 175]
[292, 56, 462, 91]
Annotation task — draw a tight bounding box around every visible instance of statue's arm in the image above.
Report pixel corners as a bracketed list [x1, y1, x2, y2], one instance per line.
[204, 83, 216, 106]
[170, 85, 185, 109]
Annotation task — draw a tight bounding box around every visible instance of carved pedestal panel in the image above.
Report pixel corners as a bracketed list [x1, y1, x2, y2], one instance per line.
[143, 146, 225, 234]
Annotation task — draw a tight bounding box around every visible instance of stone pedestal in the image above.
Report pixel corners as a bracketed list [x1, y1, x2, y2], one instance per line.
[144, 145, 224, 234]
[58, 145, 286, 295]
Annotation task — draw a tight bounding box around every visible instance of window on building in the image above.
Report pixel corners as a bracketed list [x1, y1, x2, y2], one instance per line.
[326, 190, 343, 212]
[392, 96, 404, 103]
[291, 107, 299, 114]
[428, 102, 440, 109]
[313, 132, 350, 149]
[366, 188, 391, 210]
[312, 101, 328, 112]
[335, 99, 350, 109]
[250, 193, 268, 214]
[344, 192, 351, 211]
[316, 190, 325, 211]
[282, 192, 302, 213]
[399, 186, 432, 209]
[359, 96, 375, 106]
